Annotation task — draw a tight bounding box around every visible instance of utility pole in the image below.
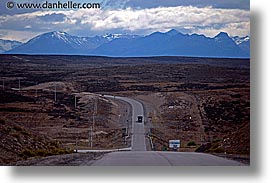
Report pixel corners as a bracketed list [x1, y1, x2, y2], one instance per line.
[200, 127, 204, 145]
[74, 95, 77, 109]
[118, 113, 121, 147]
[126, 120, 129, 135]
[92, 98, 97, 146]
[35, 82, 38, 98]
[2, 79, 4, 90]
[89, 98, 97, 148]
[89, 116, 92, 147]
[54, 83, 57, 102]
[76, 130, 79, 153]
[18, 79, 21, 92]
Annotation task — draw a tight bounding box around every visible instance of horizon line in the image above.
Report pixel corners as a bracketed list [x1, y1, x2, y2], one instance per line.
[0, 53, 251, 60]
[1, 29, 250, 43]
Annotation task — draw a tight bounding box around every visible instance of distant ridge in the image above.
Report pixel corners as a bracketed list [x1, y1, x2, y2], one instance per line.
[6, 30, 250, 58]
[0, 39, 22, 53]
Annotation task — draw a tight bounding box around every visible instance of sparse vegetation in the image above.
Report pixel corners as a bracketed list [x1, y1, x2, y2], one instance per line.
[0, 119, 5, 124]
[187, 141, 197, 147]
[0, 54, 249, 164]
[20, 148, 73, 159]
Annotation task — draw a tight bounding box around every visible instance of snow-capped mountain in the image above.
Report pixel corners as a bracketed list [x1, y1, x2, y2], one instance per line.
[102, 33, 141, 41]
[91, 30, 249, 58]
[6, 31, 138, 55]
[6, 30, 250, 58]
[0, 39, 22, 53]
[232, 36, 250, 45]
[9, 31, 109, 54]
[232, 35, 250, 56]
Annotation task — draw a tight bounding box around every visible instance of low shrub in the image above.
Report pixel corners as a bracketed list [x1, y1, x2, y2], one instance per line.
[20, 149, 36, 158]
[0, 119, 5, 124]
[187, 141, 197, 147]
[13, 126, 23, 132]
[20, 148, 73, 159]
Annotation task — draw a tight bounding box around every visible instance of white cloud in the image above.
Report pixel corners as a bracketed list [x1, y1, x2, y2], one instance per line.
[0, 29, 40, 42]
[24, 25, 32, 29]
[69, 6, 250, 36]
[0, 6, 250, 41]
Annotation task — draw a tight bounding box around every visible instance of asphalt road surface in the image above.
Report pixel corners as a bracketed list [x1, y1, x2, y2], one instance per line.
[91, 151, 244, 166]
[95, 95, 244, 166]
[19, 95, 245, 166]
[106, 95, 146, 151]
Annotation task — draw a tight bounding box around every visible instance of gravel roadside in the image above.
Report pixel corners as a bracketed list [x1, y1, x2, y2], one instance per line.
[14, 152, 106, 166]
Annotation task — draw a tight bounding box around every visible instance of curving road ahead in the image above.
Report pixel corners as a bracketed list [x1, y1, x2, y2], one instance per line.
[93, 95, 244, 166]
[16, 95, 245, 166]
[105, 95, 146, 151]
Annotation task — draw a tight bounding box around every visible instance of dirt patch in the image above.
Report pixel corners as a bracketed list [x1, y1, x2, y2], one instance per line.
[15, 152, 105, 166]
[0, 119, 71, 165]
[0, 54, 250, 164]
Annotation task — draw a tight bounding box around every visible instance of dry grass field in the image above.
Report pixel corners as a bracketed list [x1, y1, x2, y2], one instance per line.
[0, 54, 250, 164]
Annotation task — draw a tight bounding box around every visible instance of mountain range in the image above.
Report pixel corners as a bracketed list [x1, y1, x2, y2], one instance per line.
[0, 39, 22, 53]
[4, 30, 250, 58]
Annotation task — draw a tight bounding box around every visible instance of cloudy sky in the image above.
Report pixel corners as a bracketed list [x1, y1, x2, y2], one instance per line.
[0, 0, 250, 42]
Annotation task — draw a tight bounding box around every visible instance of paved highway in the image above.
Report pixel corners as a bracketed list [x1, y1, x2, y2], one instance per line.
[91, 151, 243, 166]
[105, 95, 146, 151]
[94, 95, 244, 166]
